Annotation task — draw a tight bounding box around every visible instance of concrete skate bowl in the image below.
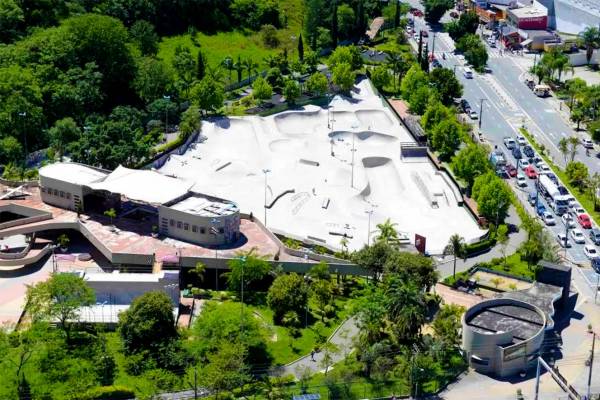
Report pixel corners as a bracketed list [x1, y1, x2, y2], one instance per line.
[273, 110, 323, 135]
[355, 110, 394, 132]
[210, 159, 251, 182]
[359, 157, 406, 201]
[268, 138, 307, 154]
[328, 130, 397, 146]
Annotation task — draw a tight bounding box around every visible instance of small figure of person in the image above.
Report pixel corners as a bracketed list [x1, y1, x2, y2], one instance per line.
[310, 350, 316, 361]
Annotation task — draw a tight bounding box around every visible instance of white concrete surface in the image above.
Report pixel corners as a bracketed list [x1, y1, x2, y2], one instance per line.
[158, 79, 483, 253]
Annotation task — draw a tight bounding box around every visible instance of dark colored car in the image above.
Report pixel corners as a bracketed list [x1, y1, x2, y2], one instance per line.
[592, 257, 600, 273]
[505, 163, 517, 177]
[590, 228, 600, 245]
[512, 146, 522, 159]
[460, 99, 471, 113]
[547, 173, 559, 185]
[558, 185, 569, 195]
[528, 192, 537, 206]
[536, 202, 546, 217]
[432, 59, 441, 68]
[523, 145, 535, 158]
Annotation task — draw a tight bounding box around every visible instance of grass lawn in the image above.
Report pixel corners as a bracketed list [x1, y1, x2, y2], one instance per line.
[247, 296, 354, 366]
[520, 128, 600, 225]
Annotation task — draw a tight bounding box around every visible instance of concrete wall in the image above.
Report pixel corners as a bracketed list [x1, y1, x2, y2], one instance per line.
[555, 0, 600, 34]
[39, 175, 82, 210]
[0, 204, 53, 230]
[462, 298, 546, 377]
[158, 205, 240, 246]
[86, 270, 180, 305]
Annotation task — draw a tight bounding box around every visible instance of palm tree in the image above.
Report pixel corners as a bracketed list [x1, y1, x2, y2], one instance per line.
[568, 136, 579, 162]
[222, 56, 234, 83]
[385, 51, 402, 92]
[233, 56, 244, 83]
[559, 137, 569, 163]
[375, 218, 398, 244]
[579, 26, 600, 65]
[588, 172, 600, 210]
[263, 54, 278, 69]
[205, 64, 224, 83]
[565, 78, 587, 109]
[445, 234, 465, 280]
[553, 52, 573, 82]
[242, 58, 259, 83]
[384, 278, 427, 341]
[192, 261, 206, 283]
[339, 236, 349, 254]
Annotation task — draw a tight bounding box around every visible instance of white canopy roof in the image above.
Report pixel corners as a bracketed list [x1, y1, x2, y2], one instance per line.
[90, 166, 192, 205]
[39, 163, 108, 185]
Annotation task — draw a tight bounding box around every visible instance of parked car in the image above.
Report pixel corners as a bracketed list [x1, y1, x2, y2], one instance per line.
[570, 204, 586, 218]
[557, 186, 569, 196]
[518, 159, 531, 170]
[460, 99, 471, 113]
[590, 228, 600, 245]
[528, 191, 537, 206]
[582, 138, 594, 149]
[546, 173, 559, 185]
[533, 157, 544, 168]
[543, 212, 556, 225]
[592, 258, 600, 273]
[571, 229, 586, 244]
[562, 213, 576, 228]
[584, 245, 599, 259]
[525, 165, 537, 179]
[523, 145, 535, 158]
[516, 173, 527, 187]
[557, 233, 571, 248]
[536, 202, 546, 217]
[505, 164, 517, 177]
[512, 146, 522, 159]
[517, 135, 527, 146]
[463, 67, 473, 79]
[432, 59, 442, 68]
[578, 213, 592, 228]
[504, 137, 516, 149]
[539, 164, 551, 174]
[469, 110, 479, 119]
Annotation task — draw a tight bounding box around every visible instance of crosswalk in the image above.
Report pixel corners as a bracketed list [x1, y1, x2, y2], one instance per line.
[436, 50, 506, 61]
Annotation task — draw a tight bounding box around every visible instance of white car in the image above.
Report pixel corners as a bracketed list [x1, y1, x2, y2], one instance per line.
[469, 110, 478, 119]
[534, 158, 545, 168]
[571, 205, 586, 217]
[504, 137, 516, 149]
[567, 197, 577, 208]
[557, 233, 571, 248]
[517, 174, 527, 187]
[570, 228, 585, 244]
[518, 159, 531, 170]
[562, 214, 576, 228]
[539, 164, 551, 173]
[584, 245, 599, 259]
[543, 212, 556, 225]
[517, 135, 527, 146]
[582, 138, 594, 149]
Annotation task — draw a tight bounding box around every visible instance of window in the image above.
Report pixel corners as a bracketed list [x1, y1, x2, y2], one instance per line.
[170, 219, 175, 227]
[183, 223, 189, 231]
[40, 187, 45, 193]
[66, 193, 71, 199]
[53, 189, 58, 196]
[219, 228, 224, 234]
[59, 191, 65, 198]
[200, 227, 206, 234]
[177, 221, 182, 229]
[192, 225, 197, 233]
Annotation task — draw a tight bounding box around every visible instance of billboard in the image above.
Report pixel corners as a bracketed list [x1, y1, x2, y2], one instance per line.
[415, 234, 426, 254]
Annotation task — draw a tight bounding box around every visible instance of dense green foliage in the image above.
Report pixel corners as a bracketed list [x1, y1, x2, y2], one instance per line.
[472, 171, 513, 224]
[445, 12, 479, 42]
[455, 34, 488, 71]
[424, 0, 454, 23]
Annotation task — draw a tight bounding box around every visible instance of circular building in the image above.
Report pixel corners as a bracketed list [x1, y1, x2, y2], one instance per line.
[462, 298, 547, 377]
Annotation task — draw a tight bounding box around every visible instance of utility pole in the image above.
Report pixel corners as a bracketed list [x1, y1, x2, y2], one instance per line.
[431, 32, 436, 59]
[479, 98, 487, 129]
[564, 221, 571, 257]
[350, 129, 356, 188]
[595, 272, 599, 303]
[588, 332, 596, 400]
[365, 208, 374, 246]
[262, 169, 271, 226]
[18, 112, 27, 167]
[194, 367, 198, 399]
[163, 95, 171, 138]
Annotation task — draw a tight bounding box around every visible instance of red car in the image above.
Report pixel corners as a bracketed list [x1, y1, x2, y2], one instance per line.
[505, 164, 517, 177]
[577, 213, 592, 229]
[525, 165, 537, 179]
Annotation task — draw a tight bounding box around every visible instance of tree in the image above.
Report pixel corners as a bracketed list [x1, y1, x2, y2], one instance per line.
[48, 117, 80, 159]
[375, 218, 398, 245]
[445, 234, 465, 280]
[472, 172, 513, 224]
[571, 106, 585, 131]
[568, 135, 580, 161]
[332, 63, 355, 93]
[119, 291, 177, 355]
[222, 56, 234, 83]
[252, 77, 273, 103]
[129, 20, 158, 55]
[446, 11, 478, 41]
[225, 248, 271, 293]
[304, 0, 324, 48]
[452, 144, 491, 188]
[385, 51, 403, 92]
[496, 224, 509, 267]
[565, 78, 587, 109]
[432, 304, 465, 347]
[430, 118, 462, 160]
[384, 276, 427, 341]
[401, 63, 429, 100]
[352, 241, 393, 280]
[25, 273, 95, 342]
[559, 137, 569, 164]
[0, 0, 23, 43]
[242, 58, 259, 82]
[337, 3, 355, 38]
[298, 33, 304, 61]
[133, 57, 173, 103]
[424, 0, 454, 24]
[179, 106, 202, 137]
[566, 161, 589, 189]
[383, 250, 438, 291]
[579, 26, 600, 65]
[191, 77, 224, 114]
[312, 279, 334, 321]
[455, 34, 488, 71]
[196, 50, 206, 81]
[408, 86, 431, 114]
[283, 79, 301, 104]
[588, 172, 600, 210]
[371, 65, 392, 90]
[260, 24, 279, 48]
[327, 45, 363, 71]
[316, 27, 332, 51]
[267, 273, 309, 323]
[421, 98, 453, 133]
[306, 72, 328, 97]
[172, 45, 196, 87]
[429, 67, 463, 105]
[104, 208, 116, 225]
[319, 342, 339, 375]
[201, 344, 250, 400]
[0, 136, 23, 165]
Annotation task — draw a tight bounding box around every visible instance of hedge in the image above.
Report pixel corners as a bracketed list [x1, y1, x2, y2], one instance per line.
[81, 386, 135, 400]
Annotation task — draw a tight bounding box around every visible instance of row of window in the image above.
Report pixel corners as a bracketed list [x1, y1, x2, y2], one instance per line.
[163, 218, 224, 234]
[41, 187, 71, 200]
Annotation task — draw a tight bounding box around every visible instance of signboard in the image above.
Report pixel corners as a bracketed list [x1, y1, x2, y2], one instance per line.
[415, 234, 426, 254]
[503, 342, 527, 362]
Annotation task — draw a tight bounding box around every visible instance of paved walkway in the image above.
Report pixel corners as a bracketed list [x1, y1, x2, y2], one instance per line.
[275, 316, 359, 378]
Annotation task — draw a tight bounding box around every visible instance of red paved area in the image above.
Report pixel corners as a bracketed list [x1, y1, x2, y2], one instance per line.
[435, 283, 485, 309]
[0, 186, 297, 263]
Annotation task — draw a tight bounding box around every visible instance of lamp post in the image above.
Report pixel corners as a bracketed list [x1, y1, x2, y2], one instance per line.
[453, 64, 459, 74]
[365, 203, 377, 246]
[163, 95, 171, 138]
[262, 169, 271, 226]
[18, 112, 27, 167]
[479, 98, 487, 129]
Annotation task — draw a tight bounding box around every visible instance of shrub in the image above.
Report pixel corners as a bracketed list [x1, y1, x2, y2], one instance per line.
[81, 386, 135, 400]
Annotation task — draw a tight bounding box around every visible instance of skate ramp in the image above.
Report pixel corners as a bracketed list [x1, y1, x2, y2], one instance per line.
[328, 130, 397, 146]
[356, 110, 394, 131]
[361, 157, 406, 202]
[274, 110, 323, 135]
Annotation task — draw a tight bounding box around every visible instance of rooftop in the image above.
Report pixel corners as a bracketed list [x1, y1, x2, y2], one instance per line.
[509, 5, 548, 18]
[466, 303, 544, 342]
[168, 193, 239, 217]
[39, 162, 108, 185]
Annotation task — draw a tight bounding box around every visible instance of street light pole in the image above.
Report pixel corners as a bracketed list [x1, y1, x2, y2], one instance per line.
[163, 95, 171, 138]
[365, 209, 373, 246]
[479, 98, 487, 129]
[262, 169, 271, 226]
[431, 32, 436, 58]
[18, 112, 27, 167]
